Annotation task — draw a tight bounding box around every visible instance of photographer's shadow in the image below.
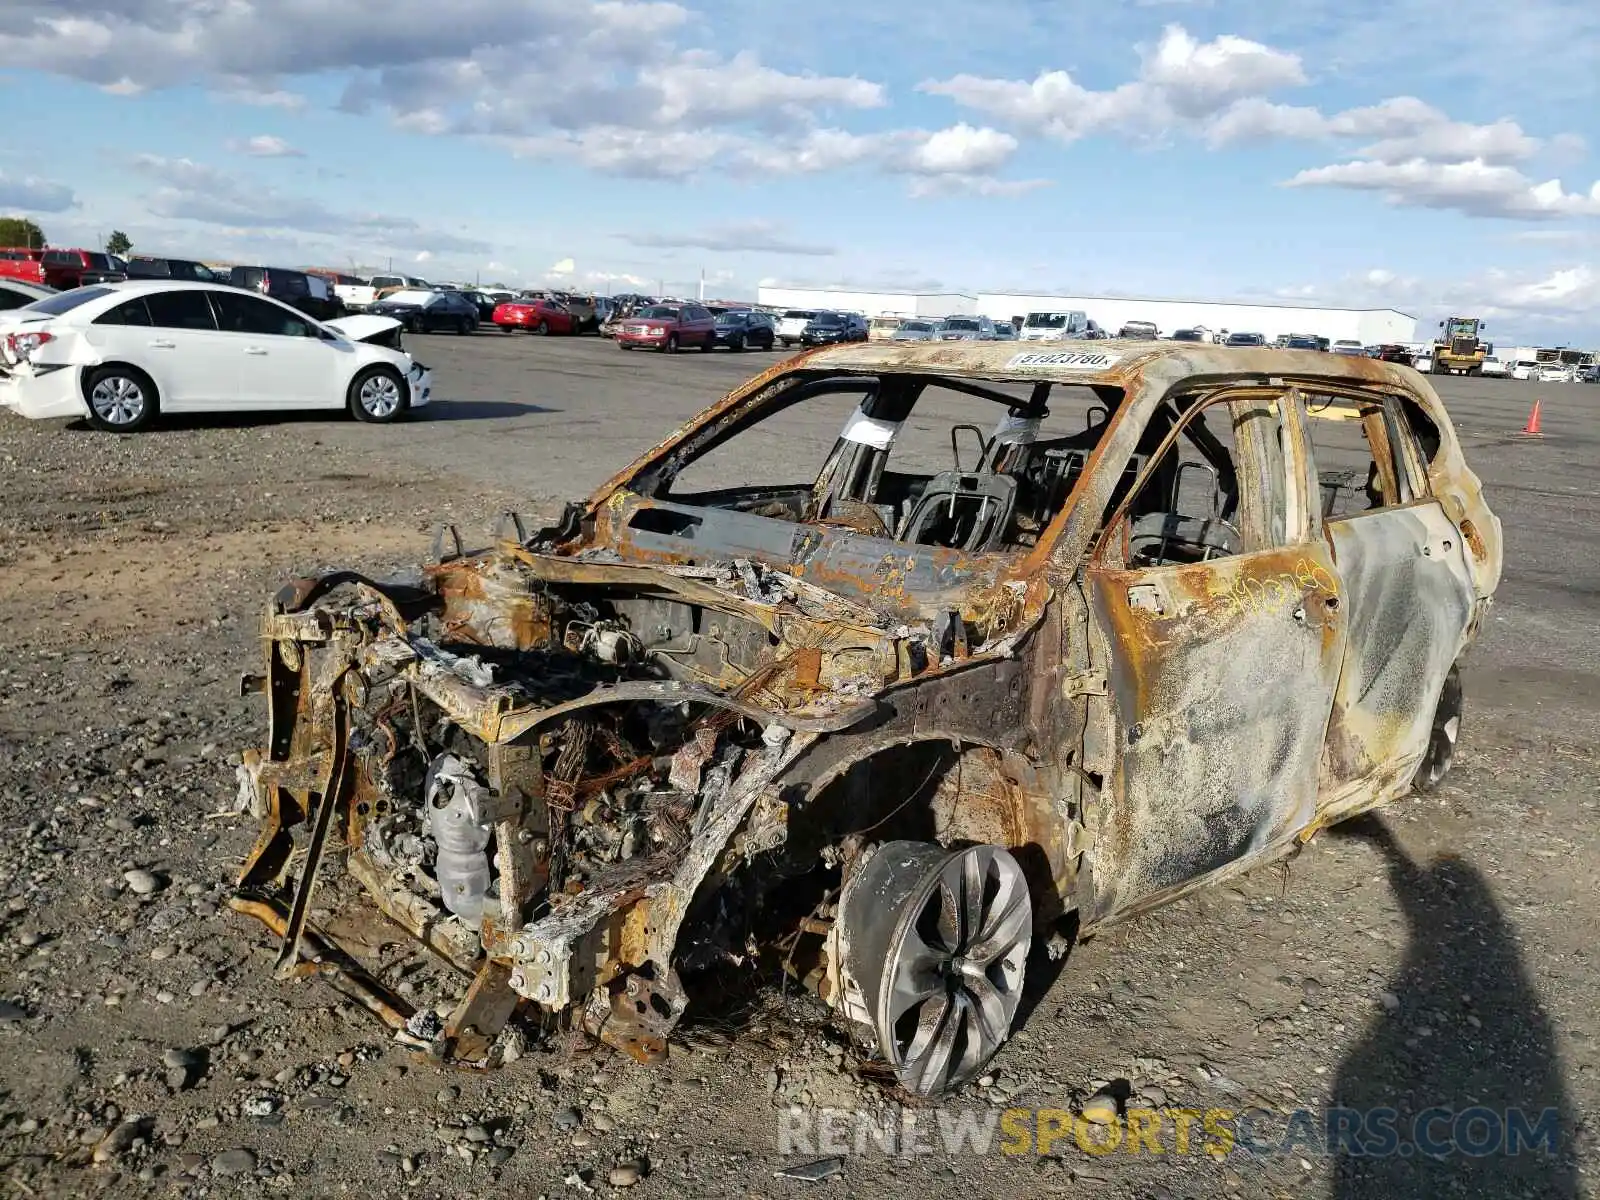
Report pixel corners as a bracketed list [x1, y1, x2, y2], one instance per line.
[1329, 816, 1579, 1198]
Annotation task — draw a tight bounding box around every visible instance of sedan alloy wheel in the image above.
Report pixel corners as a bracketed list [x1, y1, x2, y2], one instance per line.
[350, 368, 406, 423]
[86, 370, 155, 432]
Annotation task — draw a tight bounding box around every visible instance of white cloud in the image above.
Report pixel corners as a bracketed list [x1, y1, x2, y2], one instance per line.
[499, 126, 739, 179]
[414, 250, 433, 262]
[906, 175, 1052, 198]
[761, 270, 951, 294]
[1207, 94, 1541, 166]
[230, 134, 305, 158]
[1507, 228, 1594, 244]
[547, 257, 576, 277]
[735, 128, 888, 174]
[124, 153, 491, 253]
[1193, 92, 1589, 221]
[618, 220, 837, 256]
[1357, 119, 1537, 166]
[916, 22, 1588, 222]
[0, 170, 76, 212]
[501, 121, 1033, 194]
[1203, 99, 1329, 145]
[1286, 261, 1600, 340]
[905, 124, 1017, 175]
[1138, 25, 1305, 117]
[920, 24, 1304, 142]
[0, 1, 692, 91]
[639, 50, 884, 127]
[730, 124, 1035, 195]
[1285, 159, 1600, 220]
[216, 83, 308, 109]
[0, 1, 1030, 193]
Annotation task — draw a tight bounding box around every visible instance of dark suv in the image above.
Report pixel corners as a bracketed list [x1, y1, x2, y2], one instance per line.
[799, 312, 868, 346]
[227, 266, 343, 321]
[711, 310, 776, 351]
[126, 256, 215, 282]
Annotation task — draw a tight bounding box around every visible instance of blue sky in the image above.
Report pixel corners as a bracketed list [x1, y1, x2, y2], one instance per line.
[1, 0, 1597, 344]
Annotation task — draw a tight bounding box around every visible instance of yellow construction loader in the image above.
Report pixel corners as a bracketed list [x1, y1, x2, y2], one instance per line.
[1432, 316, 1487, 375]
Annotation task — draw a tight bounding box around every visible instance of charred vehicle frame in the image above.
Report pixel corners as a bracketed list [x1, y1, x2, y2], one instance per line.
[230, 341, 1501, 1094]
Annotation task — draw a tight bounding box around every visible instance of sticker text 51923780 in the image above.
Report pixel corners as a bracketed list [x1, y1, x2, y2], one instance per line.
[1007, 351, 1122, 370]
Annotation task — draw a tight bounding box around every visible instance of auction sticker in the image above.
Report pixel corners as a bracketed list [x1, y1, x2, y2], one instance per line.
[1007, 350, 1122, 370]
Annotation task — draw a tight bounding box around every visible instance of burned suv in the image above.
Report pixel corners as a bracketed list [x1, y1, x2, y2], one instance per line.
[232, 341, 1501, 1095]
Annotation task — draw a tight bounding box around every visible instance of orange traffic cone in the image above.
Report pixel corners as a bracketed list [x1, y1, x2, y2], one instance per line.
[1517, 399, 1544, 437]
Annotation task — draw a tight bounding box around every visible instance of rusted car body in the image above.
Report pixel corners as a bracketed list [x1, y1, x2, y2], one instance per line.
[231, 341, 1500, 1093]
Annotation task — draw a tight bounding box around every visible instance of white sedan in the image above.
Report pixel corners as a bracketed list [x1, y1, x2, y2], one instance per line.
[0, 280, 431, 432]
[0, 279, 57, 311]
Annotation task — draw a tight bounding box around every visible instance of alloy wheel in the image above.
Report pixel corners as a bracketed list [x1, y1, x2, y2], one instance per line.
[358, 372, 402, 419]
[90, 375, 147, 426]
[839, 841, 1031, 1095]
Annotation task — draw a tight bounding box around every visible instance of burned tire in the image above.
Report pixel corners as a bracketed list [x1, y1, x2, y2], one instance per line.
[837, 841, 1031, 1096]
[84, 365, 159, 433]
[348, 366, 408, 424]
[1412, 664, 1462, 792]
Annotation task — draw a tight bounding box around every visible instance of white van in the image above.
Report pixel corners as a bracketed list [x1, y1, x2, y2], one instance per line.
[867, 315, 905, 342]
[1019, 310, 1090, 342]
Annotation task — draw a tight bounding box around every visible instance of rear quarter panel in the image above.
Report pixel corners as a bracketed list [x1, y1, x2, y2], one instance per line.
[1410, 382, 1502, 605]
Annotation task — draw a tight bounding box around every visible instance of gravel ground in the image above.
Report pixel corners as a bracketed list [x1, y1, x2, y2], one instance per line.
[0, 334, 1595, 1199]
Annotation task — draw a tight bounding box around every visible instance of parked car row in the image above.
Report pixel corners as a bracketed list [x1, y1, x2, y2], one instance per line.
[616, 303, 780, 352]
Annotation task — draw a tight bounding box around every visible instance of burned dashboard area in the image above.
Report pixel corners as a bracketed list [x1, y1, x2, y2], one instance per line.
[229, 541, 898, 1067]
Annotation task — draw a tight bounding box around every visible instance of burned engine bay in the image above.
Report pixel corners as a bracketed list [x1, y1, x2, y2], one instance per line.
[230, 519, 1059, 1093]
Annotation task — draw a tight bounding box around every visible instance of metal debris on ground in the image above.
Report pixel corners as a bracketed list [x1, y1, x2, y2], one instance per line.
[774, 1156, 846, 1182]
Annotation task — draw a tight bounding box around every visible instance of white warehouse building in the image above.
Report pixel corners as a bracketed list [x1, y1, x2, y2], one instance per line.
[755, 286, 1415, 346]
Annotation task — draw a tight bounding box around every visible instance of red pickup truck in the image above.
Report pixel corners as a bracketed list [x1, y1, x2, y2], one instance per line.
[0, 248, 126, 289]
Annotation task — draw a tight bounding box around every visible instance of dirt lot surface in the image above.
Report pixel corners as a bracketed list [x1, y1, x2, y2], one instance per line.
[1, 333, 1595, 1199]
